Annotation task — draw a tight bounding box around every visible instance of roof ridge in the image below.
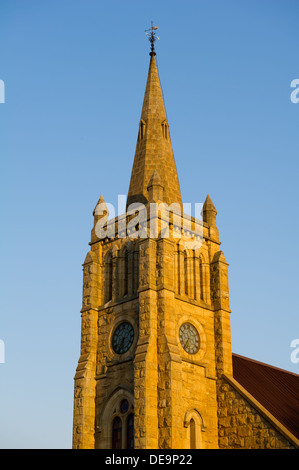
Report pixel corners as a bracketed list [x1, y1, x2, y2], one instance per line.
[232, 352, 299, 377]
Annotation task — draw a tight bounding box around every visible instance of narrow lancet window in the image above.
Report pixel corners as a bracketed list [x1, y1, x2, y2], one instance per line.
[123, 249, 128, 297]
[138, 120, 146, 141]
[133, 250, 139, 294]
[112, 417, 122, 449]
[199, 259, 204, 301]
[105, 252, 113, 302]
[184, 251, 188, 296]
[190, 418, 196, 449]
[162, 120, 168, 139]
[126, 414, 134, 449]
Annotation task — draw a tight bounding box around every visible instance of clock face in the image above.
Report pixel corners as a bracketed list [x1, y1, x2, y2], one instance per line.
[112, 322, 134, 354]
[179, 322, 200, 355]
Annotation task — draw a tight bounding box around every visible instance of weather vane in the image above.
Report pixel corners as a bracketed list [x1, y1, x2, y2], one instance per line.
[145, 21, 159, 56]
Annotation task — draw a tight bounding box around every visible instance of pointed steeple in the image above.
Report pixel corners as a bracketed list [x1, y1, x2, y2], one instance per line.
[203, 194, 217, 225]
[91, 194, 108, 243]
[93, 194, 107, 217]
[127, 53, 182, 209]
[203, 194, 217, 216]
[203, 194, 219, 240]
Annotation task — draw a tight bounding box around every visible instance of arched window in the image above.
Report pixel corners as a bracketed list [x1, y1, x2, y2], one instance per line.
[184, 408, 205, 450]
[123, 249, 129, 297]
[138, 120, 146, 141]
[199, 258, 204, 301]
[184, 251, 188, 296]
[112, 417, 122, 449]
[133, 249, 139, 294]
[190, 418, 196, 449]
[97, 389, 134, 450]
[105, 252, 112, 302]
[126, 414, 134, 449]
[162, 120, 168, 140]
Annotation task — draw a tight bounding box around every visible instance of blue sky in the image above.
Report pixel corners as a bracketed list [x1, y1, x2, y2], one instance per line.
[0, 0, 298, 448]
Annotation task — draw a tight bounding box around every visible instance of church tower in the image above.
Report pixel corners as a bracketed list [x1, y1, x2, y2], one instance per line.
[72, 30, 232, 449]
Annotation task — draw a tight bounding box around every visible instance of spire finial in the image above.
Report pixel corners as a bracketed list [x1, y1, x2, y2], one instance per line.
[145, 21, 159, 56]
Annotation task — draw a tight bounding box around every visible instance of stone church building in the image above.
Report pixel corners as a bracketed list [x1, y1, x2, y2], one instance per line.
[72, 41, 299, 449]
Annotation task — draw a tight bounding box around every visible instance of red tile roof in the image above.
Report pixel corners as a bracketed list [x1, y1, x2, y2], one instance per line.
[232, 353, 299, 439]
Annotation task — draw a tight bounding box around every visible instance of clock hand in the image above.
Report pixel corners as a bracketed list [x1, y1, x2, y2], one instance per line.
[120, 335, 128, 351]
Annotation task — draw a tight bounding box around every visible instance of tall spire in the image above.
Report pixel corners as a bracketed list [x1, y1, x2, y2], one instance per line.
[127, 31, 182, 209]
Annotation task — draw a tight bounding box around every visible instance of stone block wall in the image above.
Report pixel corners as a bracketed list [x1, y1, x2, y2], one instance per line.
[217, 378, 295, 449]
